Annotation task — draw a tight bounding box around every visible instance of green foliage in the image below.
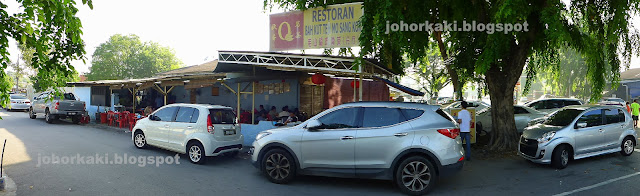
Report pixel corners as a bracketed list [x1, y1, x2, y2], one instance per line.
[86, 34, 183, 81]
[0, 0, 91, 108]
[405, 43, 451, 99]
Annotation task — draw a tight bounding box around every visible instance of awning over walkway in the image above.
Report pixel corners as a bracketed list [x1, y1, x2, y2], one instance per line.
[373, 76, 425, 96]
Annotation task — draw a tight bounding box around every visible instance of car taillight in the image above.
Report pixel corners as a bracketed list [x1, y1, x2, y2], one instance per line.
[437, 128, 460, 139]
[83, 102, 86, 109]
[25, 101, 30, 104]
[11, 101, 16, 103]
[207, 114, 214, 134]
[54, 102, 59, 110]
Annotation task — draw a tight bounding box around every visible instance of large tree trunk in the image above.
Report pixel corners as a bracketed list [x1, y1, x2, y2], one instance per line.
[487, 42, 531, 151]
[434, 31, 462, 99]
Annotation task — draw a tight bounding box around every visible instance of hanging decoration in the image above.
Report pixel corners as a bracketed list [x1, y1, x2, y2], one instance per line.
[311, 73, 326, 85]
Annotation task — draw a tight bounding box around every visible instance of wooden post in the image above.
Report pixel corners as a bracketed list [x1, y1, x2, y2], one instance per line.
[359, 64, 363, 101]
[252, 82, 255, 124]
[237, 83, 241, 123]
[163, 86, 167, 106]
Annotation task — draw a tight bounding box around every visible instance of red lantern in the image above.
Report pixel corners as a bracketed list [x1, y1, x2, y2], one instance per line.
[311, 73, 326, 84]
[350, 80, 360, 88]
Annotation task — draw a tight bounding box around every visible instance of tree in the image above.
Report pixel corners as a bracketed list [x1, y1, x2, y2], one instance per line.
[265, 0, 640, 151]
[0, 0, 92, 107]
[404, 43, 451, 100]
[86, 34, 182, 81]
[526, 48, 594, 100]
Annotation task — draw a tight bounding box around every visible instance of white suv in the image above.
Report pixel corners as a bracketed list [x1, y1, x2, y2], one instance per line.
[132, 104, 244, 164]
[250, 102, 465, 195]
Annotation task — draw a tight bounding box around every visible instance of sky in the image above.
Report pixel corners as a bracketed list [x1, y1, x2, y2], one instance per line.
[4, 0, 640, 77]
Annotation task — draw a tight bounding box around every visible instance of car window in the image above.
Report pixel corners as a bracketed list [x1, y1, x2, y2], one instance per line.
[545, 100, 562, 109]
[604, 109, 624, 124]
[402, 109, 424, 120]
[514, 106, 529, 114]
[54, 93, 76, 100]
[190, 109, 200, 123]
[209, 109, 236, 124]
[175, 107, 196, 123]
[10, 95, 27, 99]
[564, 100, 582, 106]
[317, 107, 360, 129]
[436, 109, 456, 122]
[544, 109, 583, 126]
[362, 107, 403, 128]
[154, 107, 178, 122]
[529, 101, 544, 110]
[576, 109, 604, 127]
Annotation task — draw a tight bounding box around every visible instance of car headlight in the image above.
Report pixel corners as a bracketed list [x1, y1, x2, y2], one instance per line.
[537, 131, 556, 143]
[255, 131, 272, 141]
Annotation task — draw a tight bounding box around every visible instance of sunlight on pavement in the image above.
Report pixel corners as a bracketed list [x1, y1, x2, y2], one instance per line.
[0, 128, 31, 166]
[0, 112, 10, 117]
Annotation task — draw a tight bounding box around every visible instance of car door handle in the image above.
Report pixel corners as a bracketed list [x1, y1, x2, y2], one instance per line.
[599, 129, 604, 132]
[164, 124, 170, 128]
[341, 136, 354, 140]
[187, 126, 193, 129]
[394, 133, 409, 137]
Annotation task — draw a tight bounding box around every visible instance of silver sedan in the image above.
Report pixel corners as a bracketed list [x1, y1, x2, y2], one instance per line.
[476, 105, 547, 134]
[7, 94, 31, 111]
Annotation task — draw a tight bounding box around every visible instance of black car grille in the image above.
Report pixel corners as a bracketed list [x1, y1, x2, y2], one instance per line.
[519, 137, 538, 157]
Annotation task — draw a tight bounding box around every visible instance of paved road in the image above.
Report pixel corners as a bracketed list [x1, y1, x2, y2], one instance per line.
[1, 110, 640, 195]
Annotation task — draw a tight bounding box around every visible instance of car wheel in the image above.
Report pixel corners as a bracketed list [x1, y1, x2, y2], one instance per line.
[72, 116, 81, 124]
[262, 148, 296, 184]
[133, 131, 147, 149]
[187, 142, 206, 164]
[29, 107, 36, 119]
[551, 145, 570, 169]
[621, 137, 635, 156]
[395, 156, 436, 195]
[45, 109, 54, 124]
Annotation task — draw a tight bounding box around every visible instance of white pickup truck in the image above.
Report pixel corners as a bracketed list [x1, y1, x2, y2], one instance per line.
[29, 91, 86, 124]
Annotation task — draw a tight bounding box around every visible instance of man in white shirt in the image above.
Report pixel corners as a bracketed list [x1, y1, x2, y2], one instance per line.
[457, 101, 472, 161]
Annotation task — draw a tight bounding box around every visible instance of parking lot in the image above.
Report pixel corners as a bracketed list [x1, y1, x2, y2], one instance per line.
[1, 110, 640, 195]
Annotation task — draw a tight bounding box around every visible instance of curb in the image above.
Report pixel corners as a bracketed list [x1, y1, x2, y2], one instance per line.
[0, 175, 17, 196]
[85, 122, 131, 134]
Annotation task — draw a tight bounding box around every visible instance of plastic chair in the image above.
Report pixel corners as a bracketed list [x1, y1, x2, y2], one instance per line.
[116, 111, 129, 128]
[107, 111, 116, 126]
[128, 113, 139, 131]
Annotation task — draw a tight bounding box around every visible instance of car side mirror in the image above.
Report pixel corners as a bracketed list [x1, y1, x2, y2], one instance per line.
[33, 97, 37, 100]
[575, 122, 587, 129]
[306, 119, 322, 130]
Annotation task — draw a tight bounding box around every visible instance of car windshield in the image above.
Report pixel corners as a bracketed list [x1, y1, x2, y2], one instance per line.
[209, 109, 236, 124]
[543, 109, 584, 127]
[54, 93, 76, 100]
[10, 95, 27, 99]
[605, 98, 624, 102]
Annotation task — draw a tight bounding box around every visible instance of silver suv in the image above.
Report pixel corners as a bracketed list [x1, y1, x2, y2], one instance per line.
[519, 105, 637, 169]
[250, 102, 465, 195]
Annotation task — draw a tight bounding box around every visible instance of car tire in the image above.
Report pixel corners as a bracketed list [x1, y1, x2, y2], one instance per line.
[72, 116, 81, 124]
[621, 137, 635, 156]
[551, 145, 570, 169]
[187, 142, 206, 164]
[133, 131, 147, 149]
[395, 156, 436, 195]
[262, 148, 296, 184]
[45, 109, 54, 124]
[29, 107, 36, 119]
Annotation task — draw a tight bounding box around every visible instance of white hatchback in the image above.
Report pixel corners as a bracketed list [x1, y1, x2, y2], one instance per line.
[132, 103, 244, 164]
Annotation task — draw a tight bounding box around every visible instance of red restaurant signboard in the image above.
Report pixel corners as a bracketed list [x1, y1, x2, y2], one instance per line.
[269, 2, 363, 51]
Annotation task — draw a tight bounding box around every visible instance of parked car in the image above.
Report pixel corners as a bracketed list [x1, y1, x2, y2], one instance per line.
[518, 105, 636, 169]
[29, 91, 86, 124]
[443, 100, 490, 110]
[475, 105, 547, 134]
[436, 97, 452, 105]
[132, 104, 244, 164]
[7, 94, 31, 111]
[250, 102, 464, 195]
[524, 98, 584, 113]
[598, 97, 625, 106]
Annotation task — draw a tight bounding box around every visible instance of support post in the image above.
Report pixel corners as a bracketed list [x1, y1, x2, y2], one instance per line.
[252, 82, 255, 124]
[164, 86, 167, 106]
[237, 83, 241, 123]
[359, 64, 363, 101]
[353, 73, 357, 102]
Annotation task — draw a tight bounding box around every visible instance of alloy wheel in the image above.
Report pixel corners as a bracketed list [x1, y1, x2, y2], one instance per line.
[134, 134, 146, 147]
[624, 139, 634, 154]
[401, 161, 431, 192]
[189, 145, 202, 162]
[265, 153, 290, 180]
[561, 150, 569, 166]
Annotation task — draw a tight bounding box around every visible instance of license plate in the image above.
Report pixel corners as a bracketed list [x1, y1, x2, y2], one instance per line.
[68, 112, 77, 115]
[224, 130, 236, 135]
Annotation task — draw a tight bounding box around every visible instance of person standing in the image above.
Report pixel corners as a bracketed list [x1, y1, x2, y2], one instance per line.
[457, 101, 472, 161]
[631, 100, 640, 127]
[626, 102, 631, 114]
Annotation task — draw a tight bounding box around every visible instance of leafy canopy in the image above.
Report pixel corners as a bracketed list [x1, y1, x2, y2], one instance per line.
[86, 34, 182, 81]
[0, 0, 92, 107]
